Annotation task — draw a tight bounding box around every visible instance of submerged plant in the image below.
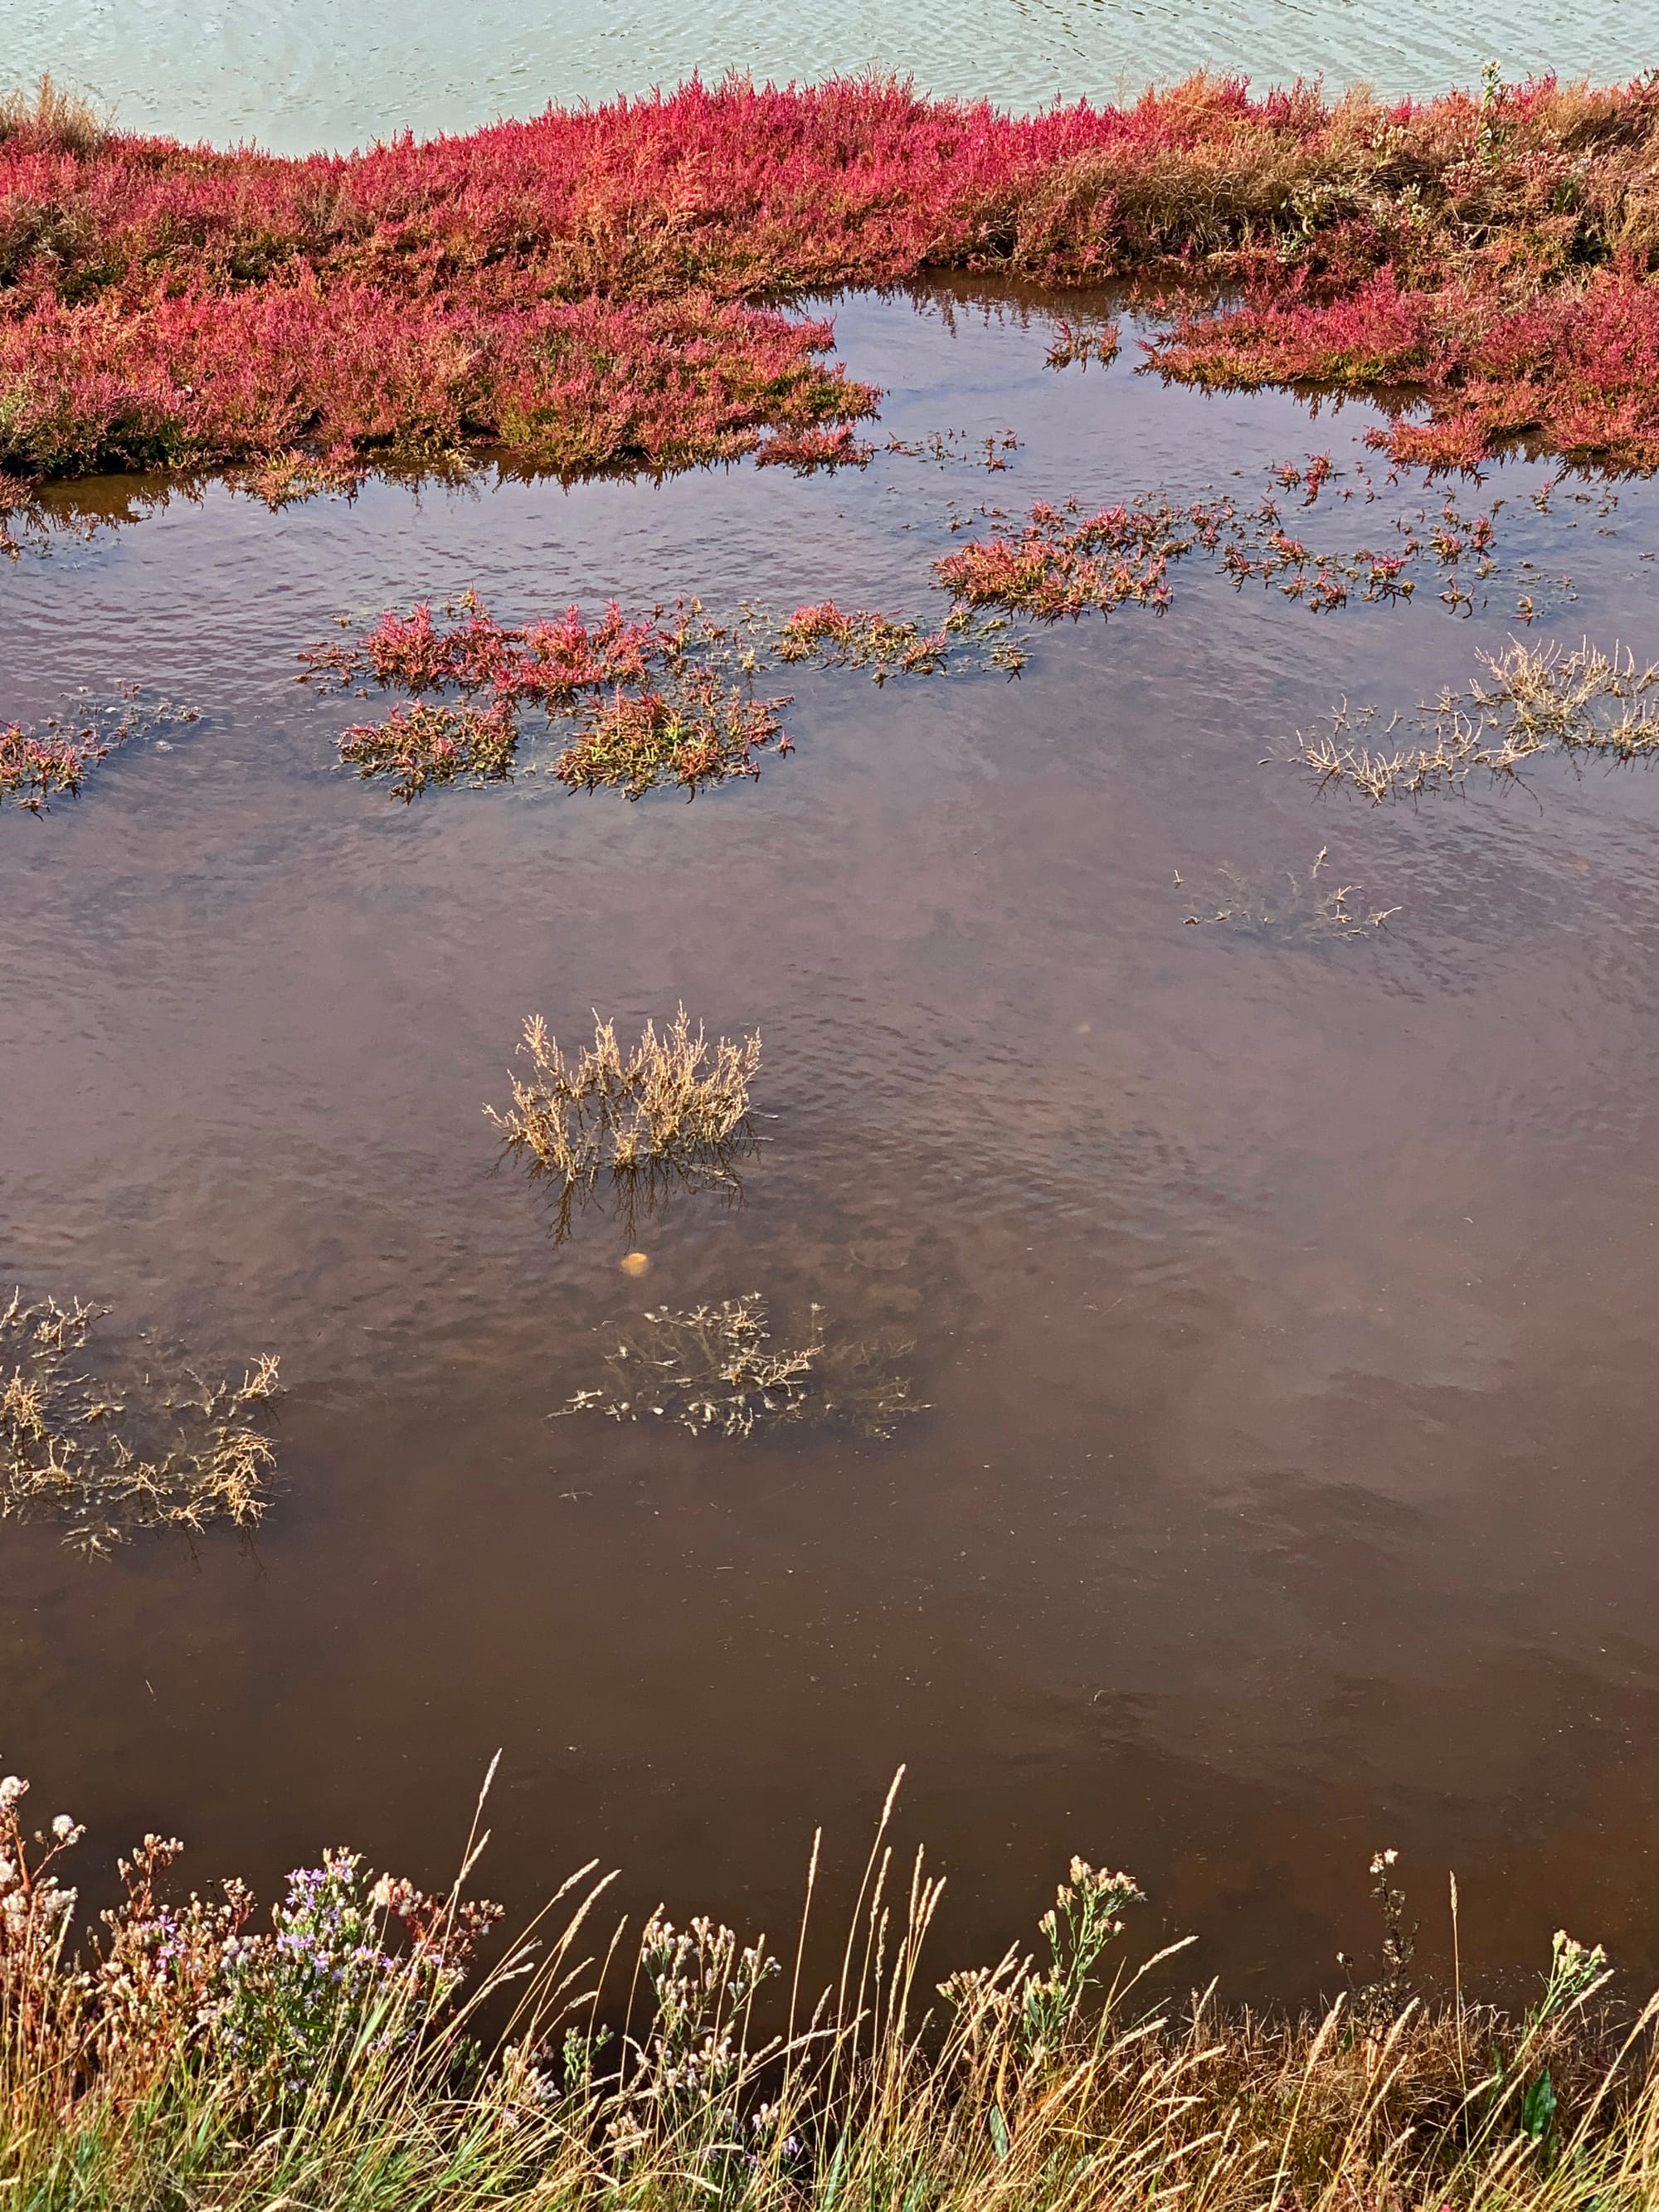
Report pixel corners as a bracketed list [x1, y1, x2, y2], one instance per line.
[1180, 848, 1399, 941]
[488, 1009, 761, 1203]
[935, 474, 1503, 626]
[559, 1294, 921, 1438]
[551, 666, 791, 799]
[754, 425, 873, 470]
[0, 1292, 280, 1551]
[883, 426, 1022, 470]
[0, 689, 199, 814]
[1294, 638, 1659, 801]
[1044, 317, 1121, 371]
[773, 603, 954, 679]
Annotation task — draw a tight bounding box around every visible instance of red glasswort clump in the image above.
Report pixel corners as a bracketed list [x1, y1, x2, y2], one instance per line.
[2, 70, 1657, 493]
[0, 721, 91, 812]
[773, 603, 954, 678]
[336, 701, 519, 800]
[937, 501, 1175, 619]
[934, 474, 1506, 621]
[754, 426, 873, 470]
[552, 668, 791, 800]
[309, 594, 792, 801]
[308, 583, 1039, 800]
[309, 593, 670, 701]
[1146, 263, 1659, 473]
[0, 289, 872, 486]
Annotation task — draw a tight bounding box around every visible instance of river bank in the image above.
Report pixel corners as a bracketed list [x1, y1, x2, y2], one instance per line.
[2, 1758, 1654, 2211]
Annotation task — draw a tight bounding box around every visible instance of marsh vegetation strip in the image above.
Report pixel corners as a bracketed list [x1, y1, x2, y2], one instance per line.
[3, 67, 1659, 524]
[0, 1755, 1655, 2210]
[7, 284, 1659, 2025]
[16, 0, 1659, 153]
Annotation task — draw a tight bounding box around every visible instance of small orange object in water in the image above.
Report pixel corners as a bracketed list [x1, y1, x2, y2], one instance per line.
[620, 1251, 650, 1277]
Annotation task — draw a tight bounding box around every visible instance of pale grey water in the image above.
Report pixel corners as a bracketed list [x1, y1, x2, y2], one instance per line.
[10, 0, 1657, 155]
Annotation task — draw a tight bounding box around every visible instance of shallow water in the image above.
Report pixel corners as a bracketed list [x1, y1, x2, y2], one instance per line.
[6, 289, 1659, 2001]
[15, 0, 1657, 153]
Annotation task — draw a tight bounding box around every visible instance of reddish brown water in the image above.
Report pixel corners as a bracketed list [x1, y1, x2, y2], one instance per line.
[6, 286, 1659, 2005]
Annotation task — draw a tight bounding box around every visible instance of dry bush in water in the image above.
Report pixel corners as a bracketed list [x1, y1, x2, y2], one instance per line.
[489, 1009, 761, 1196]
[1, 1292, 280, 1551]
[560, 1294, 921, 1438]
[1295, 639, 1659, 802]
[1465, 637, 1659, 759]
[0, 1760, 1652, 2212]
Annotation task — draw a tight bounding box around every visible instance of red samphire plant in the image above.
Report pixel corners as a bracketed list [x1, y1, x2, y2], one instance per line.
[1, 69, 1657, 497]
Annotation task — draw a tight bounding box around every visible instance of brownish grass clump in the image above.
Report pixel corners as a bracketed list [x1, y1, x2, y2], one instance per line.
[487, 1009, 761, 1193]
[0, 72, 105, 154]
[559, 1294, 921, 1438]
[1295, 638, 1659, 801]
[0, 1291, 280, 1551]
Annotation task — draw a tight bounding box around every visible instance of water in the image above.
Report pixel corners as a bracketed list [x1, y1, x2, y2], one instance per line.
[11, 0, 1656, 153]
[7, 288, 1659, 1999]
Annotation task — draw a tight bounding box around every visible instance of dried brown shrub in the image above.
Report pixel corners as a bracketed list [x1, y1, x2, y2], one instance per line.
[487, 1009, 761, 1191]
